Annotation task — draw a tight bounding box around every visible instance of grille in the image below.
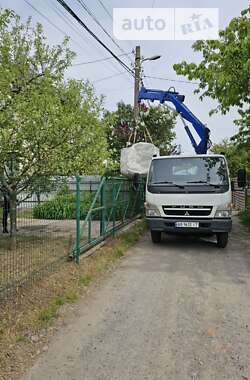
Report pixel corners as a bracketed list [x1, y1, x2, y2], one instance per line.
[162, 205, 213, 217]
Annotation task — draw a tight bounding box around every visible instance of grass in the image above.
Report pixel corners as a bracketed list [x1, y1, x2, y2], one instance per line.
[0, 220, 147, 380]
[38, 303, 60, 324]
[38, 291, 78, 326]
[16, 335, 26, 343]
[0, 235, 72, 289]
[78, 273, 93, 286]
[239, 211, 250, 230]
[64, 288, 78, 303]
[38, 297, 65, 325]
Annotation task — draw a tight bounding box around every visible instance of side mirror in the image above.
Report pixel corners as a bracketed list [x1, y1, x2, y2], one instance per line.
[237, 168, 247, 188]
[231, 180, 235, 191]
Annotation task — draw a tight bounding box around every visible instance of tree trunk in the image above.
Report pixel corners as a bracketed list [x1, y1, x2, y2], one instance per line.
[36, 191, 41, 204]
[9, 190, 17, 236]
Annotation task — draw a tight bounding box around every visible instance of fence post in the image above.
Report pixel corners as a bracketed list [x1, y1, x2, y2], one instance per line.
[245, 187, 248, 211]
[140, 180, 145, 215]
[100, 178, 106, 236]
[112, 178, 116, 236]
[75, 176, 81, 264]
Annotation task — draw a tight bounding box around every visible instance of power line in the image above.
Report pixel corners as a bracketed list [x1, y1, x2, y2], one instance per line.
[47, 0, 125, 75]
[144, 75, 199, 85]
[96, 0, 113, 20]
[24, 0, 130, 80]
[77, 0, 133, 65]
[93, 72, 127, 83]
[72, 52, 132, 66]
[56, 0, 134, 78]
[96, 0, 135, 52]
[24, 0, 83, 50]
[48, 0, 100, 54]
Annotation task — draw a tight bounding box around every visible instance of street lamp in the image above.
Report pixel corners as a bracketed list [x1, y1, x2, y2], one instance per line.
[142, 54, 161, 62]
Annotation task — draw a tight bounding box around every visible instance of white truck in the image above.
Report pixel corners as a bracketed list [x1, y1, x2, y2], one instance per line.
[145, 154, 232, 248]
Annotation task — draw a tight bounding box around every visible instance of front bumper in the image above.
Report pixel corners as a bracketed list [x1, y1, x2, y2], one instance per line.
[147, 217, 232, 234]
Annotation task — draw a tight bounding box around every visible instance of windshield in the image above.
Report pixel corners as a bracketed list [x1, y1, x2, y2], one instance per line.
[148, 157, 229, 186]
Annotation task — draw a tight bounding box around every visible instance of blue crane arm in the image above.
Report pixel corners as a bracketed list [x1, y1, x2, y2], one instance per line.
[138, 87, 210, 154]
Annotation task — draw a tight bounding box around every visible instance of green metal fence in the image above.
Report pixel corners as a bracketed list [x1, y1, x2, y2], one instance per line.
[72, 176, 145, 262]
[0, 176, 145, 299]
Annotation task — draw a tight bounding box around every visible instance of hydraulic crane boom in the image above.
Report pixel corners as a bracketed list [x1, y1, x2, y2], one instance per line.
[138, 87, 211, 154]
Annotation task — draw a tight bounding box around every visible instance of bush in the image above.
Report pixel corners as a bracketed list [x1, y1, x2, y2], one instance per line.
[33, 191, 99, 220]
[239, 211, 250, 230]
[32, 185, 143, 221]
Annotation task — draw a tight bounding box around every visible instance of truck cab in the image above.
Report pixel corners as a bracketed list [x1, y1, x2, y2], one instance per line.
[145, 154, 232, 248]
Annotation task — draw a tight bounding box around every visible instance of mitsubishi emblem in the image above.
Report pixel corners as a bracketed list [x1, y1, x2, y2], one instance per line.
[185, 211, 190, 216]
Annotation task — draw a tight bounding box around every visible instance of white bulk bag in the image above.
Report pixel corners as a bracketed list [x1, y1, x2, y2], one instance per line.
[120, 142, 159, 176]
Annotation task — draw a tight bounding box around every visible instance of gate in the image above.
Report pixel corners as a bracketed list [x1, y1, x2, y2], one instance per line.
[72, 176, 145, 262]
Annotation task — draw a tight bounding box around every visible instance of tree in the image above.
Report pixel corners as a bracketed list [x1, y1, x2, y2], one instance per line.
[173, 7, 250, 148]
[104, 102, 176, 166]
[0, 10, 108, 234]
[211, 139, 249, 176]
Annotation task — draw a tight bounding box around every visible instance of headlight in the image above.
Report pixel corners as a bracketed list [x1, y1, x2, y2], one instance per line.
[215, 203, 232, 218]
[145, 202, 161, 217]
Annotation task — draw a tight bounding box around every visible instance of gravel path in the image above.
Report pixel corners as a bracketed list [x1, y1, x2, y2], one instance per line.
[22, 217, 250, 380]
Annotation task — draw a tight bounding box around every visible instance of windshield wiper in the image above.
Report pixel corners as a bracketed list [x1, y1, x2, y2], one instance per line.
[153, 181, 173, 184]
[187, 180, 208, 184]
[187, 181, 220, 187]
[152, 181, 184, 189]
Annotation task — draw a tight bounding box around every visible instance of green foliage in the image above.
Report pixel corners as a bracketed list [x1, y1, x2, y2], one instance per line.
[55, 183, 71, 196]
[32, 180, 143, 221]
[239, 211, 250, 230]
[38, 291, 77, 326]
[64, 289, 78, 302]
[0, 9, 109, 234]
[211, 139, 250, 176]
[104, 102, 176, 165]
[118, 220, 147, 250]
[78, 274, 93, 286]
[113, 246, 124, 258]
[33, 190, 97, 220]
[173, 7, 250, 147]
[38, 299, 61, 325]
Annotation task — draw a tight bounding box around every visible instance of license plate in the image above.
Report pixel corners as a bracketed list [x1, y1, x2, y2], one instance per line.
[175, 221, 199, 228]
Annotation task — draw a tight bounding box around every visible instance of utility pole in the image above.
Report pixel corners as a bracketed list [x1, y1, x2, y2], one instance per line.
[133, 45, 141, 124]
[132, 46, 161, 143]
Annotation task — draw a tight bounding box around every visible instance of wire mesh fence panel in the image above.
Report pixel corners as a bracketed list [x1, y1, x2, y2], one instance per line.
[0, 176, 99, 300]
[0, 175, 145, 299]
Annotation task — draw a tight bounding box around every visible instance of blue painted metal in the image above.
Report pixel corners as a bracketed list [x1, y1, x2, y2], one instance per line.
[138, 87, 211, 154]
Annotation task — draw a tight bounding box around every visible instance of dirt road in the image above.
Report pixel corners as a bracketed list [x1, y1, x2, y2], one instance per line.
[22, 218, 250, 380]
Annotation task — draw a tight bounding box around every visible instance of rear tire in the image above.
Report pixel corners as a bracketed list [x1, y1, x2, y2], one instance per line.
[216, 232, 228, 248]
[151, 230, 161, 244]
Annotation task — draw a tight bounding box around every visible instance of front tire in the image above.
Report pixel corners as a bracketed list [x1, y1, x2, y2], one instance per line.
[216, 232, 228, 248]
[151, 230, 161, 244]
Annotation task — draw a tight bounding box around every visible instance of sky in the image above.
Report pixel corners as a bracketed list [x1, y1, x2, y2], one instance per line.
[0, 0, 248, 153]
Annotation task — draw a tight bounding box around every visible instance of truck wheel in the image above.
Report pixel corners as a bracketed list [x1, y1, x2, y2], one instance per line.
[151, 230, 161, 243]
[216, 232, 228, 248]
